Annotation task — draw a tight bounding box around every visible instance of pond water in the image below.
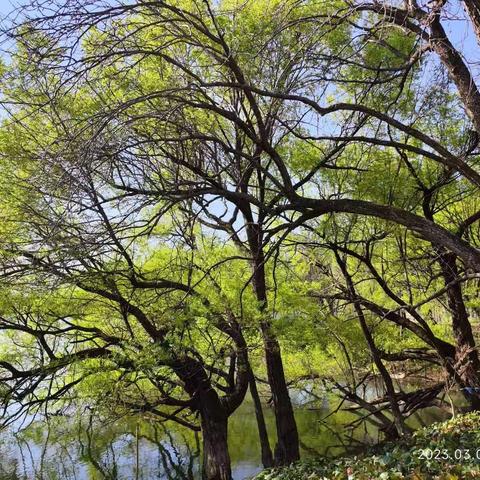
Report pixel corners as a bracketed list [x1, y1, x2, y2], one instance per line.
[0, 383, 452, 480]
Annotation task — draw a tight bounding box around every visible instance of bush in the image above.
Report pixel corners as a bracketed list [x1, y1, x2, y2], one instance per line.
[254, 412, 480, 479]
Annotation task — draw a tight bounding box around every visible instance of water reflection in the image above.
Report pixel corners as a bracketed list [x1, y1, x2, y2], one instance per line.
[0, 388, 451, 480]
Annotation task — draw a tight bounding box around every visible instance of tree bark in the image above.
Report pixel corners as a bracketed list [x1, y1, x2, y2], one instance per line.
[422, 187, 480, 410]
[290, 198, 480, 271]
[463, 0, 480, 46]
[356, 310, 406, 437]
[439, 253, 480, 410]
[428, 15, 480, 136]
[246, 222, 300, 465]
[248, 365, 274, 468]
[173, 357, 233, 480]
[201, 407, 232, 480]
[262, 329, 300, 464]
[360, 2, 480, 137]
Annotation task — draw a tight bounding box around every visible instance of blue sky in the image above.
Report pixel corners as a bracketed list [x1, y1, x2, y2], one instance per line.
[0, 0, 478, 76]
[0, 0, 25, 31]
[0, 1, 21, 18]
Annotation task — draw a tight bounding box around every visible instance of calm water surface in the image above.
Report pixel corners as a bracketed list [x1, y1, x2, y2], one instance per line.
[0, 385, 451, 480]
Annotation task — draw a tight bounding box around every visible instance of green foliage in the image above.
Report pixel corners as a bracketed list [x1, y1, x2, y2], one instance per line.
[0, 2, 480, 475]
[254, 412, 480, 480]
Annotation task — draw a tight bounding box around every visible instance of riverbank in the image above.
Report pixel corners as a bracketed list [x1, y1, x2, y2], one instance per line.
[253, 412, 480, 479]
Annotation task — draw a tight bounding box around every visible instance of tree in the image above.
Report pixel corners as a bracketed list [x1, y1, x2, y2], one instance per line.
[2, 0, 307, 464]
[0, 112, 253, 478]
[1, 0, 480, 476]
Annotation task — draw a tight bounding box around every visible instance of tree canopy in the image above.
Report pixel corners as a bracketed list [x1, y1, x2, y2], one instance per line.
[1, 1, 480, 479]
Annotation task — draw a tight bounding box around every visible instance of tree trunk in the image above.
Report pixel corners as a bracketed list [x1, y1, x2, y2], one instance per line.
[367, 2, 480, 138]
[262, 329, 300, 464]
[246, 222, 300, 465]
[293, 198, 480, 269]
[172, 357, 233, 480]
[356, 308, 406, 437]
[440, 253, 480, 410]
[248, 365, 274, 467]
[201, 408, 232, 480]
[463, 0, 480, 46]
[428, 16, 480, 136]
[421, 196, 480, 409]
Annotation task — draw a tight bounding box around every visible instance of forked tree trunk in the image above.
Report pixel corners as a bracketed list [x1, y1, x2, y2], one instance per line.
[173, 357, 233, 480]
